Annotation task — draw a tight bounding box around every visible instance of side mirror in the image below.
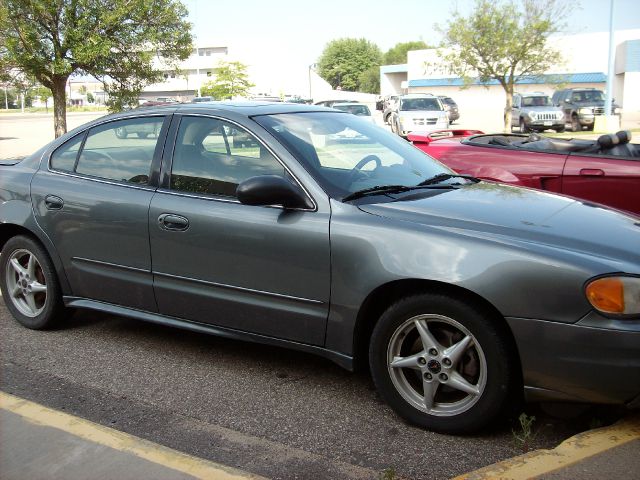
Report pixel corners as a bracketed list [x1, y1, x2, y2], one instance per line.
[237, 175, 313, 210]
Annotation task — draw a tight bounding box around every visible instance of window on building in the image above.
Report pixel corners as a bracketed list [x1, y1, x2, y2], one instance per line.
[170, 116, 285, 198]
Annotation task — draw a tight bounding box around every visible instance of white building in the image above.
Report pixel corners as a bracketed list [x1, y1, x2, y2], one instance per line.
[141, 45, 230, 101]
[380, 29, 640, 119]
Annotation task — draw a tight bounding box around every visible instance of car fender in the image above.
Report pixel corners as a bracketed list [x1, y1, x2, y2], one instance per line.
[461, 166, 522, 185]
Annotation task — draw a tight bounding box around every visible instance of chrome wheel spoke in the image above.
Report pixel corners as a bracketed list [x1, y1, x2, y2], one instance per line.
[11, 283, 21, 298]
[414, 319, 442, 351]
[448, 371, 480, 396]
[390, 352, 424, 370]
[10, 258, 27, 277]
[423, 378, 439, 410]
[443, 335, 473, 367]
[27, 254, 37, 278]
[24, 292, 38, 314]
[30, 281, 47, 294]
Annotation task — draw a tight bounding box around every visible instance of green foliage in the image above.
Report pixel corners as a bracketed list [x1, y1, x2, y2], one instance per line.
[34, 85, 51, 111]
[512, 412, 540, 452]
[383, 41, 429, 65]
[0, 0, 193, 135]
[0, 87, 16, 109]
[318, 38, 382, 91]
[358, 65, 381, 94]
[86, 91, 94, 103]
[200, 61, 254, 100]
[438, 0, 568, 131]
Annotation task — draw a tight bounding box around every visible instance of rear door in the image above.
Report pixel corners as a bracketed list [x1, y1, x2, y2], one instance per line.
[31, 115, 169, 310]
[148, 114, 331, 345]
[562, 152, 640, 215]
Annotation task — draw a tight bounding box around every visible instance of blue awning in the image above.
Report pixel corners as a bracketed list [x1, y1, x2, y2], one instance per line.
[408, 72, 607, 87]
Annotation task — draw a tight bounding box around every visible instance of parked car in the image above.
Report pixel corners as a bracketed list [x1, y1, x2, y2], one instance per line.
[408, 129, 640, 215]
[390, 94, 449, 138]
[551, 88, 621, 132]
[191, 96, 214, 103]
[1, 104, 639, 435]
[314, 99, 359, 108]
[438, 96, 460, 123]
[511, 92, 565, 133]
[114, 121, 161, 139]
[331, 102, 374, 122]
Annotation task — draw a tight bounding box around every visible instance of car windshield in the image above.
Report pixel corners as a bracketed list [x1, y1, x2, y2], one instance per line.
[572, 90, 605, 102]
[400, 98, 441, 111]
[522, 96, 551, 107]
[255, 112, 452, 199]
[333, 104, 371, 116]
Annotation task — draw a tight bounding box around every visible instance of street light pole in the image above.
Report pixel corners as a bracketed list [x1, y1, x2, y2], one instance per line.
[604, 0, 616, 125]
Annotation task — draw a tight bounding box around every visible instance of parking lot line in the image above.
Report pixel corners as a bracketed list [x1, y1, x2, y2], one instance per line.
[0, 391, 265, 480]
[452, 413, 640, 480]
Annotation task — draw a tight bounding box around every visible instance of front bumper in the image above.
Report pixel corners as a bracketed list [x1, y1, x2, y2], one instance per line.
[399, 119, 449, 136]
[526, 119, 564, 130]
[507, 312, 640, 405]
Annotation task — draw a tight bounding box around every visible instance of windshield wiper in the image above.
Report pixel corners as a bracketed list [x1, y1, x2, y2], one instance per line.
[342, 185, 411, 202]
[417, 173, 480, 186]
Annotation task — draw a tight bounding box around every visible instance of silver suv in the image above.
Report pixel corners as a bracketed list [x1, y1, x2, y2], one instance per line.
[390, 94, 449, 138]
[511, 93, 565, 133]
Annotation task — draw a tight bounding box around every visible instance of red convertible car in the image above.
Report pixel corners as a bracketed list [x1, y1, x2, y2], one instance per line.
[409, 129, 640, 216]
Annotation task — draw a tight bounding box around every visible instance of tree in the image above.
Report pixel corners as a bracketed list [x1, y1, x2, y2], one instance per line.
[200, 62, 254, 100]
[0, 0, 192, 137]
[34, 85, 52, 112]
[438, 0, 567, 132]
[383, 41, 429, 65]
[358, 66, 380, 94]
[317, 38, 382, 91]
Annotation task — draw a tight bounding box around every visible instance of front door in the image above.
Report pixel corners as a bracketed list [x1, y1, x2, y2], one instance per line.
[149, 115, 330, 345]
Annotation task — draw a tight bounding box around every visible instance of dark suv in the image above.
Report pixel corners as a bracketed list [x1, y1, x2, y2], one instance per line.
[551, 88, 620, 132]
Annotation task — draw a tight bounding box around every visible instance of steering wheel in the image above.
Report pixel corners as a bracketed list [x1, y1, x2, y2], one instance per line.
[350, 155, 382, 179]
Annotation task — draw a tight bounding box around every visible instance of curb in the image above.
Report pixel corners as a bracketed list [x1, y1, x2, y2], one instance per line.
[452, 413, 640, 480]
[0, 391, 266, 480]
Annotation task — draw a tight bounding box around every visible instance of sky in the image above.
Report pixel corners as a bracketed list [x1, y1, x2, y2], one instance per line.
[183, 0, 640, 94]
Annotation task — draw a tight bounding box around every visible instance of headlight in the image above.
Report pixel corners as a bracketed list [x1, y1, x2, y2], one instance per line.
[579, 107, 593, 114]
[528, 112, 537, 120]
[585, 276, 640, 316]
[556, 112, 564, 120]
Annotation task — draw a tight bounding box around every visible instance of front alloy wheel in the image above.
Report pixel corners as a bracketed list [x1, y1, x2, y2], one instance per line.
[370, 293, 513, 433]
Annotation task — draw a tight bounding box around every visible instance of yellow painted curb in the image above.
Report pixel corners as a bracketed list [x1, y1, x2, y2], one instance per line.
[452, 413, 640, 480]
[0, 391, 266, 480]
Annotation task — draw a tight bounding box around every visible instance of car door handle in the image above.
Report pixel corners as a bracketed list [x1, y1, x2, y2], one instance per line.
[44, 195, 64, 210]
[158, 213, 189, 231]
[579, 169, 605, 176]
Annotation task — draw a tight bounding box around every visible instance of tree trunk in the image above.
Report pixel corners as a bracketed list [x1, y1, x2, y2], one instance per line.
[503, 83, 514, 133]
[52, 75, 69, 138]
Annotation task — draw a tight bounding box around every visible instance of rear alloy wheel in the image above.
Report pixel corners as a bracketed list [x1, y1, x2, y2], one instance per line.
[369, 293, 513, 434]
[571, 115, 581, 132]
[0, 236, 65, 329]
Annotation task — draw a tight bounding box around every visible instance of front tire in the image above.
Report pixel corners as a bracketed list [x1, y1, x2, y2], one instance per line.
[571, 114, 581, 132]
[519, 118, 529, 133]
[555, 126, 566, 133]
[0, 236, 65, 330]
[369, 293, 513, 434]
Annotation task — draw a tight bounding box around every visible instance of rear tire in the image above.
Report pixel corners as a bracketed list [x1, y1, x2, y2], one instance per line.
[0, 236, 66, 330]
[571, 115, 581, 132]
[369, 293, 513, 434]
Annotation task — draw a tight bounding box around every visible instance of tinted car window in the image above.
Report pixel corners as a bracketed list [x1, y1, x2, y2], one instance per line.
[75, 117, 163, 184]
[170, 116, 285, 198]
[400, 98, 441, 111]
[50, 133, 83, 172]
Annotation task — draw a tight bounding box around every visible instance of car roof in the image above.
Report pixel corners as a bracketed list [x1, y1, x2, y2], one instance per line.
[332, 102, 368, 106]
[100, 101, 338, 122]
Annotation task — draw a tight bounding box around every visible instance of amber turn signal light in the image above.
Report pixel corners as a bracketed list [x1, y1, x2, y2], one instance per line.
[586, 277, 625, 314]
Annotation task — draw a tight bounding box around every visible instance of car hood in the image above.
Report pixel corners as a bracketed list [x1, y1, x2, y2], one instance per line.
[526, 106, 562, 112]
[400, 110, 445, 116]
[358, 182, 640, 267]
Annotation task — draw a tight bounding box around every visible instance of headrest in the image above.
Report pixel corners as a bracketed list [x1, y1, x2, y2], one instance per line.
[597, 133, 620, 148]
[616, 130, 632, 144]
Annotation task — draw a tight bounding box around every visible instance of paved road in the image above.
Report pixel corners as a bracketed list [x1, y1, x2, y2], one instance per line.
[1, 296, 615, 480]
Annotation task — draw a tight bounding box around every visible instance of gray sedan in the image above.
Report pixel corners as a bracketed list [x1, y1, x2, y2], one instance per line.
[1, 102, 639, 434]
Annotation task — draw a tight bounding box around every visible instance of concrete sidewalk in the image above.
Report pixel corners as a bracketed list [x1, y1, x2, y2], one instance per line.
[455, 413, 640, 480]
[0, 392, 264, 480]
